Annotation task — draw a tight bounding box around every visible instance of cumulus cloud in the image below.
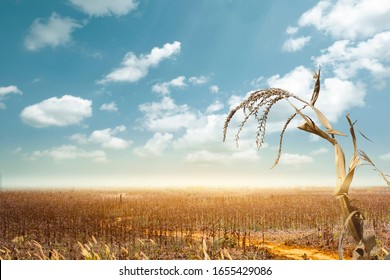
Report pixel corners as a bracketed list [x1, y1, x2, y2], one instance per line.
[173, 114, 225, 151]
[20, 95, 92, 128]
[267, 65, 313, 97]
[100, 102, 118, 112]
[315, 31, 390, 83]
[0, 85, 22, 109]
[152, 76, 187, 94]
[267, 66, 365, 122]
[206, 100, 224, 114]
[286, 26, 299, 35]
[28, 145, 106, 163]
[172, 112, 261, 153]
[136, 95, 262, 165]
[70, 125, 131, 149]
[282, 36, 311, 52]
[189, 76, 208, 85]
[133, 132, 173, 157]
[298, 0, 390, 40]
[311, 147, 329, 155]
[69, 0, 138, 17]
[98, 41, 181, 84]
[138, 96, 199, 132]
[209, 85, 219, 94]
[24, 13, 82, 51]
[89, 126, 130, 149]
[279, 153, 314, 165]
[0, 85, 22, 97]
[317, 78, 365, 121]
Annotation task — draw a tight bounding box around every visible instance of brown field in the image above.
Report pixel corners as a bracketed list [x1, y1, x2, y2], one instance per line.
[0, 187, 389, 260]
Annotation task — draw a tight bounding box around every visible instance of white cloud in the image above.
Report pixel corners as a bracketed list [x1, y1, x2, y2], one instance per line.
[267, 66, 365, 122]
[209, 85, 219, 94]
[315, 31, 390, 83]
[267, 66, 313, 97]
[0, 85, 22, 109]
[206, 100, 224, 113]
[69, 0, 138, 17]
[286, 26, 299, 35]
[135, 92, 266, 165]
[0, 85, 22, 97]
[24, 13, 82, 51]
[20, 95, 92, 128]
[298, 0, 390, 40]
[279, 153, 314, 165]
[189, 76, 208, 85]
[311, 147, 329, 155]
[172, 111, 261, 152]
[138, 96, 199, 132]
[133, 132, 173, 157]
[69, 133, 89, 144]
[98, 41, 181, 84]
[100, 102, 118, 112]
[29, 145, 107, 163]
[228, 94, 246, 109]
[173, 114, 225, 151]
[90, 126, 130, 149]
[316, 77, 365, 121]
[282, 36, 311, 52]
[379, 153, 390, 161]
[152, 76, 187, 94]
[70, 125, 131, 149]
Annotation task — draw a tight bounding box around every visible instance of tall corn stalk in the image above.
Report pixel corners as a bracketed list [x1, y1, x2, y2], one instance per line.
[223, 68, 390, 259]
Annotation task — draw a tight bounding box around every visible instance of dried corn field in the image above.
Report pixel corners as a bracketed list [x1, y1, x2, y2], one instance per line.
[0, 188, 389, 260]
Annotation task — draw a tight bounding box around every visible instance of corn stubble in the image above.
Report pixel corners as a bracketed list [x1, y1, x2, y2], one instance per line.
[0, 189, 389, 260]
[223, 68, 390, 260]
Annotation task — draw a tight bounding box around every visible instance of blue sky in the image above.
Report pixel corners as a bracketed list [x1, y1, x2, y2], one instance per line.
[1, 0, 390, 188]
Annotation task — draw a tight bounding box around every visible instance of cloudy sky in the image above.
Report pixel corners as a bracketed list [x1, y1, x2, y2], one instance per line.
[1, 0, 390, 188]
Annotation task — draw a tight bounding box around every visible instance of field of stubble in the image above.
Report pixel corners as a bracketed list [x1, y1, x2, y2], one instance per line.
[0, 187, 389, 260]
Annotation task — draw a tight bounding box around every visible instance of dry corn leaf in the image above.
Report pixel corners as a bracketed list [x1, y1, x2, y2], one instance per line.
[338, 197, 364, 244]
[298, 121, 334, 143]
[359, 150, 390, 186]
[333, 161, 361, 196]
[325, 129, 347, 136]
[310, 68, 321, 106]
[363, 235, 378, 257]
[357, 128, 373, 142]
[334, 143, 346, 188]
[288, 100, 336, 144]
[347, 115, 357, 156]
[272, 114, 294, 168]
[310, 106, 333, 130]
[338, 209, 361, 259]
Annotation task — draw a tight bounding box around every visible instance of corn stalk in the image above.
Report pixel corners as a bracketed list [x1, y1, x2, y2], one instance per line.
[223, 68, 390, 259]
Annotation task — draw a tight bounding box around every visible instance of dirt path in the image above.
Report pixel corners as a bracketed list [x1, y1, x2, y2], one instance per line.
[192, 231, 339, 260]
[262, 241, 338, 260]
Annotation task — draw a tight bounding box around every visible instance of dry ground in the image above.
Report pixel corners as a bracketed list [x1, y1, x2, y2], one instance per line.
[0, 187, 389, 260]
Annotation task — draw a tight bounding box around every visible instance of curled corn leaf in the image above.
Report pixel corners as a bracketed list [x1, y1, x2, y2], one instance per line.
[310, 68, 321, 106]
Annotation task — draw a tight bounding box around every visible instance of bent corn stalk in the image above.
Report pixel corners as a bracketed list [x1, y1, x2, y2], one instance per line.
[223, 68, 390, 259]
